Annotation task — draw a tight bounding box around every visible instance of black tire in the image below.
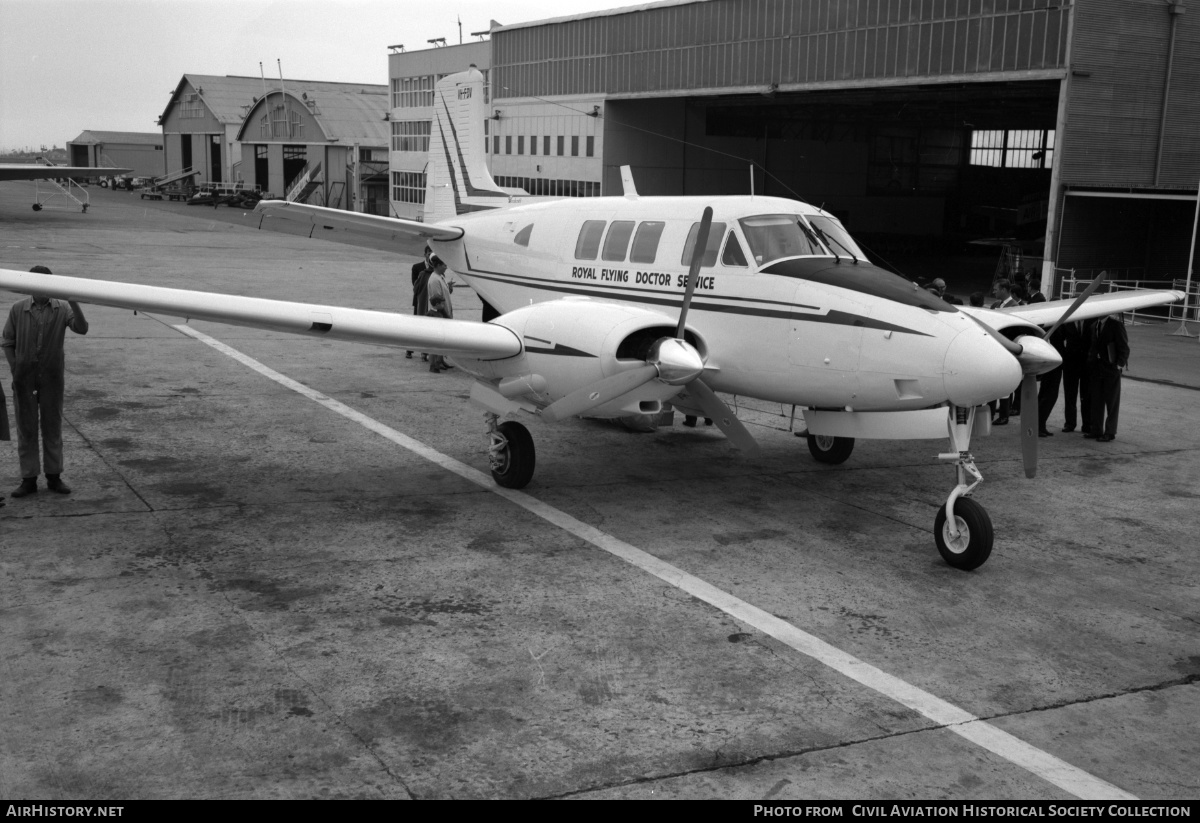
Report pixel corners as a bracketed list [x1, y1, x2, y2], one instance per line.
[32, 204, 42, 211]
[807, 433, 854, 464]
[491, 421, 535, 489]
[934, 497, 994, 570]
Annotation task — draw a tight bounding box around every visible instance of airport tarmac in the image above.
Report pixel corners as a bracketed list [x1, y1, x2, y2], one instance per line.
[0, 183, 1197, 801]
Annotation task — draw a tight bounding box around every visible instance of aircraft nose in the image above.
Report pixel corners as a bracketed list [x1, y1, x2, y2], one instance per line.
[942, 325, 1023, 408]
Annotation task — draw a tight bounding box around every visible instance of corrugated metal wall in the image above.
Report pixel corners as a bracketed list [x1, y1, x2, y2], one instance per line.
[1063, 0, 1200, 188]
[494, 0, 1070, 97]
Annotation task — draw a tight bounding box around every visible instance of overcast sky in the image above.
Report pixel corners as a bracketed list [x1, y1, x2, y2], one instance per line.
[0, 0, 641, 151]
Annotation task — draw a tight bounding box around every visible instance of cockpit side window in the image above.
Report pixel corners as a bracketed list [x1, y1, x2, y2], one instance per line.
[602, 220, 636, 261]
[574, 220, 606, 260]
[630, 221, 665, 264]
[721, 231, 748, 267]
[739, 214, 826, 267]
[680, 221, 727, 268]
[514, 224, 533, 247]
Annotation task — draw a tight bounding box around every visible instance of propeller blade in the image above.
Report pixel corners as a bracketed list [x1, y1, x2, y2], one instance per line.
[1020, 374, 1039, 478]
[964, 311, 1023, 357]
[1046, 270, 1107, 339]
[541, 364, 659, 422]
[676, 206, 714, 339]
[685, 379, 762, 457]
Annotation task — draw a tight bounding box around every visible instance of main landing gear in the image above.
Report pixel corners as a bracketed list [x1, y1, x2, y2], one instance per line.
[935, 405, 993, 570]
[486, 414, 535, 489]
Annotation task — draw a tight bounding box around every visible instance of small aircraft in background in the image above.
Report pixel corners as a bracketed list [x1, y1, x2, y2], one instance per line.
[0, 68, 1182, 570]
[0, 161, 131, 212]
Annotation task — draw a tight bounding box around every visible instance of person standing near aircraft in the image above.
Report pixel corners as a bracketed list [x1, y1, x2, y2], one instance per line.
[1059, 319, 1090, 433]
[426, 256, 453, 373]
[407, 246, 434, 360]
[1085, 313, 1129, 442]
[0, 376, 9, 508]
[2, 266, 89, 497]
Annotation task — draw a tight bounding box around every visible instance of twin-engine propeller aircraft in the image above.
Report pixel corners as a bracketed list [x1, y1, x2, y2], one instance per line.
[0, 68, 1183, 570]
[1, 162, 132, 212]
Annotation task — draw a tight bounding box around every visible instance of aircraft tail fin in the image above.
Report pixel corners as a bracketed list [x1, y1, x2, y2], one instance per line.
[424, 66, 519, 222]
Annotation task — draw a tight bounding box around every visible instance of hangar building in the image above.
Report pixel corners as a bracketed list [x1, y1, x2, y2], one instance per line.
[65, 131, 164, 179]
[392, 0, 1200, 295]
[159, 75, 389, 211]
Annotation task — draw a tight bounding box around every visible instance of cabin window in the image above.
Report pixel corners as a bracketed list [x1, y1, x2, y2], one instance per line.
[514, 224, 533, 247]
[630, 221, 665, 264]
[680, 221, 728, 268]
[721, 232, 748, 267]
[602, 221, 635, 261]
[575, 220, 606, 260]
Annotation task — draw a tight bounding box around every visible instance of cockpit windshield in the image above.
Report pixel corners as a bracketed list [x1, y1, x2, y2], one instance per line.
[738, 215, 825, 267]
[738, 213, 868, 267]
[807, 215, 866, 262]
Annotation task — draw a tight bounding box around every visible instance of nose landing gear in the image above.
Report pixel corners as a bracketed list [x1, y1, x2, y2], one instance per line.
[936, 405, 993, 570]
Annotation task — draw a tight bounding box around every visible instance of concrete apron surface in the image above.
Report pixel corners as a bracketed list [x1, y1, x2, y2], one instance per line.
[0, 183, 1197, 800]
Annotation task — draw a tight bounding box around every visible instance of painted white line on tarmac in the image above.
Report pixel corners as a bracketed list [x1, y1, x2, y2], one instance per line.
[175, 323, 1137, 801]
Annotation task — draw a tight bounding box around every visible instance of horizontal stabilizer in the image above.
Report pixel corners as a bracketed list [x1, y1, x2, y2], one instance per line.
[0, 268, 519, 360]
[255, 200, 464, 242]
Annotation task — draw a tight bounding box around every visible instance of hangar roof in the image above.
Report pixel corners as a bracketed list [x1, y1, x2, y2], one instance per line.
[68, 131, 163, 145]
[162, 74, 388, 142]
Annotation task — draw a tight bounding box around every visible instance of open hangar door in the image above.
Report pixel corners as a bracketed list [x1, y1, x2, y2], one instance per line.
[604, 80, 1060, 299]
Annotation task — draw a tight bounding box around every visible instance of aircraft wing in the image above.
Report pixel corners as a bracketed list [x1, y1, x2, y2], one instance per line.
[0, 164, 131, 181]
[0, 268, 521, 360]
[255, 200, 464, 242]
[961, 290, 1185, 328]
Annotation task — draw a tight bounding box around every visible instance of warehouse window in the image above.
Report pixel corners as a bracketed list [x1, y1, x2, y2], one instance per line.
[586, 136, 594, 157]
[493, 135, 500, 155]
[970, 130, 1055, 169]
[391, 121, 431, 152]
[392, 75, 434, 108]
[530, 136, 537, 156]
[180, 93, 204, 119]
[517, 136, 524, 155]
[392, 171, 426, 204]
[505, 136, 512, 155]
[543, 136, 551, 156]
[557, 136, 564, 156]
[571, 136, 579, 157]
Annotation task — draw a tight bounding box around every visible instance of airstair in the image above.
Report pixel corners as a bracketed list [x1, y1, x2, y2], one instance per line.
[31, 158, 90, 213]
[285, 161, 323, 203]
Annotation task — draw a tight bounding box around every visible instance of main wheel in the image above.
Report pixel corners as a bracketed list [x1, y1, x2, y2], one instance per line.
[490, 421, 535, 489]
[807, 433, 854, 464]
[32, 204, 42, 211]
[934, 497, 993, 570]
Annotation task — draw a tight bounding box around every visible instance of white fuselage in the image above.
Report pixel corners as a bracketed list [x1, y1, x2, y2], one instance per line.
[432, 195, 1020, 412]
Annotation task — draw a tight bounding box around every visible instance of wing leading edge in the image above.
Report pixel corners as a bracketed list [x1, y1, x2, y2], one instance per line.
[0, 268, 520, 360]
[0, 164, 132, 182]
[255, 200, 464, 243]
[961, 290, 1185, 329]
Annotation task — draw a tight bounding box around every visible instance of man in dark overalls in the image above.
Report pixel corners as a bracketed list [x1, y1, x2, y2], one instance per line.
[2, 266, 89, 497]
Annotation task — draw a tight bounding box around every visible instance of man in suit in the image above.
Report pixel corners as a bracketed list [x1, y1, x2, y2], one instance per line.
[1085, 314, 1129, 442]
[1060, 319, 1090, 433]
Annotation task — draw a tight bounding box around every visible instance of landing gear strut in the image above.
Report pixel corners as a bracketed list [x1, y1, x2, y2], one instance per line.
[486, 414, 535, 489]
[935, 405, 993, 570]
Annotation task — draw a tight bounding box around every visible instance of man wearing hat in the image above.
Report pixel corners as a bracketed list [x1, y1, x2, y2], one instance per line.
[2, 266, 89, 497]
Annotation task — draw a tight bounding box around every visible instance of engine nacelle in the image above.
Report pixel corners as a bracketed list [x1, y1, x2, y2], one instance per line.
[457, 297, 707, 415]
